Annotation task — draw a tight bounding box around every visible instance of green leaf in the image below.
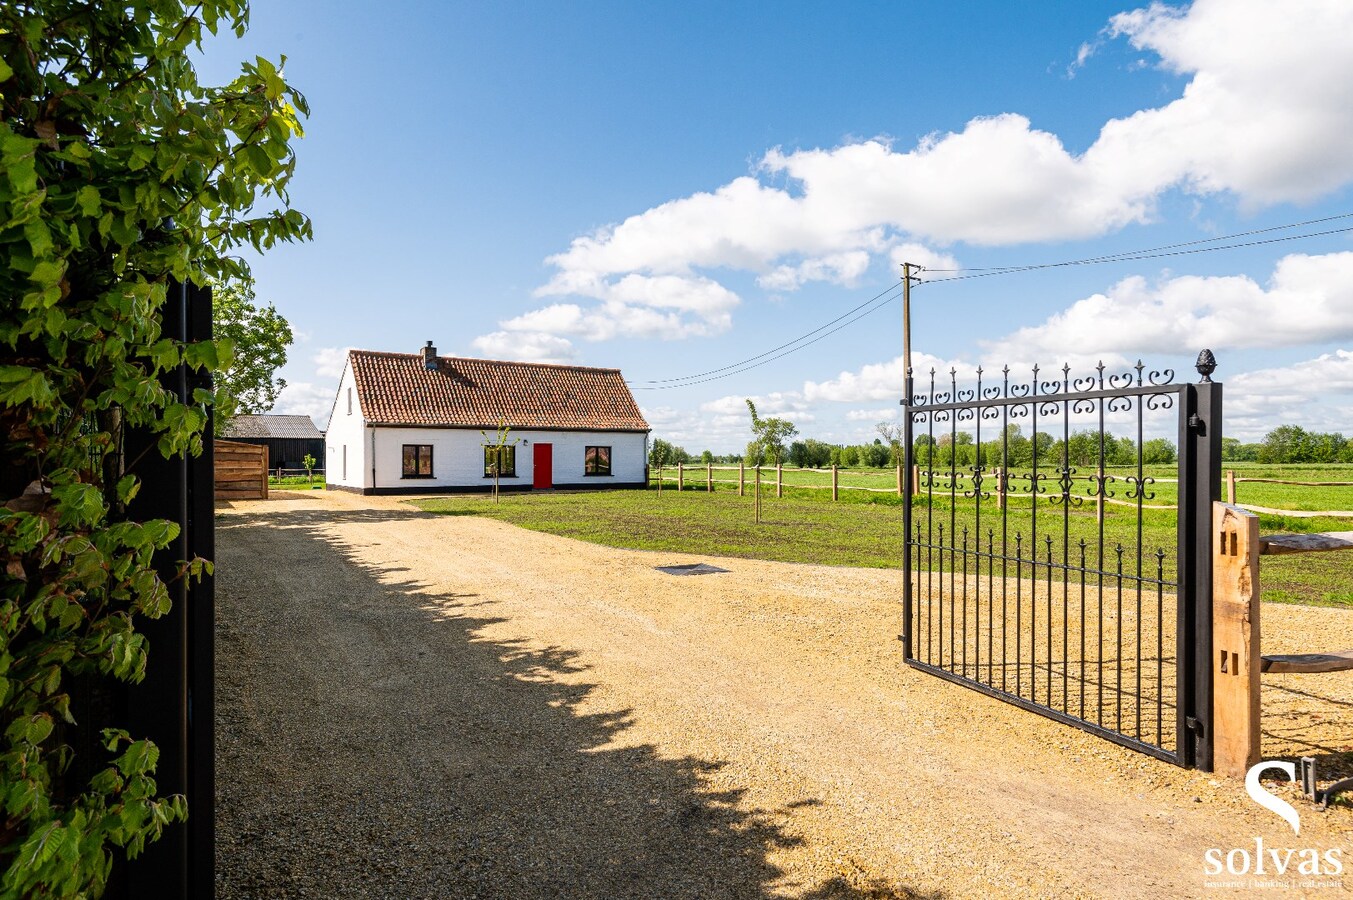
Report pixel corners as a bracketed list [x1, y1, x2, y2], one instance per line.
[0, 366, 56, 407]
[76, 185, 101, 217]
[116, 475, 141, 505]
[52, 483, 105, 528]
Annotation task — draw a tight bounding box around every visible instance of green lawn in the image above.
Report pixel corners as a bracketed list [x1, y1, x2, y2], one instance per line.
[412, 481, 1353, 609]
[414, 489, 907, 568]
[268, 475, 326, 488]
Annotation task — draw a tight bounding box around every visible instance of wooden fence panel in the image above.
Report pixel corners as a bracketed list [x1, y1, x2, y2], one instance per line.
[215, 440, 268, 500]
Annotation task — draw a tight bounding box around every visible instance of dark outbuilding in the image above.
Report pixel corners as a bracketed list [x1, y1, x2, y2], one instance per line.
[221, 414, 325, 473]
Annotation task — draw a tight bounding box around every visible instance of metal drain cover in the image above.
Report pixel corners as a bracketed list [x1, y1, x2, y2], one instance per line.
[655, 563, 730, 576]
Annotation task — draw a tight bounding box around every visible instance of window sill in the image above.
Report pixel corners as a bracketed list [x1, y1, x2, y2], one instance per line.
[483, 475, 519, 479]
[401, 474, 436, 480]
[583, 473, 613, 477]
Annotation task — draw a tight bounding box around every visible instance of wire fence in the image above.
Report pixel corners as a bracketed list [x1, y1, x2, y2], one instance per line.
[650, 462, 905, 500]
[649, 464, 1353, 519]
[1226, 470, 1353, 518]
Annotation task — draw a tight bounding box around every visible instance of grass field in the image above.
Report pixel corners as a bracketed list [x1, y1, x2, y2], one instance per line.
[268, 475, 326, 488]
[413, 470, 1353, 609]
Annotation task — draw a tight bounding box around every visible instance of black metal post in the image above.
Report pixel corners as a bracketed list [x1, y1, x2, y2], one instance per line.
[120, 279, 215, 898]
[901, 375, 914, 656]
[1177, 370, 1222, 770]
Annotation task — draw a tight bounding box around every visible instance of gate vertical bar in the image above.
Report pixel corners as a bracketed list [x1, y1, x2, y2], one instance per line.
[1177, 360, 1221, 770]
[902, 374, 914, 657]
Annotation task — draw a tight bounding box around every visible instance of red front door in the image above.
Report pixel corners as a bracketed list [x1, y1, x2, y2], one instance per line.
[533, 443, 553, 489]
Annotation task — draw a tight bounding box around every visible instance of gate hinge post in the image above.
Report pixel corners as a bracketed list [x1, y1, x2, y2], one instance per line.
[1186, 715, 1205, 737]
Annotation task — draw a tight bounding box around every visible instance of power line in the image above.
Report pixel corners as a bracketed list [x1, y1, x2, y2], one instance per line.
[630, 281, 905, 389]
[919, 211, 1353, 273]
[635, 281, 903, 385]
[629, 211, 1353, 390]
[919, 223, 1353, 284]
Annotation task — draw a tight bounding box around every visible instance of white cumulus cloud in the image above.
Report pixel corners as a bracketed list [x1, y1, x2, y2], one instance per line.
[1228, 350, 1353, 438]
[982, 251, 1353, 364]
[470, 331, 578, 363]
[526, 0, 1353, 343]
[274, 381, 338, 430]
[313, 347, 353, 379]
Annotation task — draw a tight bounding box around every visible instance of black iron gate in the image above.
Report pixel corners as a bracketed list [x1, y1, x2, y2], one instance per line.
[901, 356, 1220, 769]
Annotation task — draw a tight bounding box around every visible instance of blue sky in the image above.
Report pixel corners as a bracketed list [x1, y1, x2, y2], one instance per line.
[198, 1, 1353, 452]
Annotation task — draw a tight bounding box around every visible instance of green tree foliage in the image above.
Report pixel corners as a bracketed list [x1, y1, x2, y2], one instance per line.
[212, 277, 293, 433]
[480, 422, 517, 505]
[1221, 436, 1261, 462]
[1254, 424, 1353, 463]
[875, 421, 904, 465]
[1141, 437, 1177, 464]
[649, 438, 686, 469]
[745, 399, 796, 466]
[699, 449, 713, 465]
[0, 2, 309, 893]
[787, 439, 833, 468]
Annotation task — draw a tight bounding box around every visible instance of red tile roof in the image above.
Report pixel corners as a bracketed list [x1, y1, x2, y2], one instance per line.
[348, 350, 650, 431]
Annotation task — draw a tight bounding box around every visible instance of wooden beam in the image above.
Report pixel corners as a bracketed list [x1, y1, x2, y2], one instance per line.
[1259, 531, 1353, 555]
[1260, 650, 1353, 674]
[1212, 502, 1261, 779]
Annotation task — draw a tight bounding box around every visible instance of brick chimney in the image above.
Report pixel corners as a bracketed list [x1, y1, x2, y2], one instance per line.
[422, 340, 437, 371]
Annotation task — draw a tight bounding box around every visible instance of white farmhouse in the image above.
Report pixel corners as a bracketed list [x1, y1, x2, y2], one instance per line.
[325, 343, 651, 494]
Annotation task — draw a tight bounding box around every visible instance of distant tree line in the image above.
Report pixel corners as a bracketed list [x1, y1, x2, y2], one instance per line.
[650, 422, 1353, 474]
[1225, 425, 1353, 463]
[913, 425, 1177, 468]
[650, 424, 1179, 470]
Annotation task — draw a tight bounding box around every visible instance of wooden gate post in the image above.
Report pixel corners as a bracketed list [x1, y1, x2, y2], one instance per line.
[776, 463, 783, 498]
[911, 464, 920, 495]
[706, 462, 712, 492]
[677, 462, 683, 491]
[995, 467, 1005, 509]
[1213, 501, 1261, 778]
[739, 460, 745, 496]
[754, 466, 762, 523]
[831, 464, 838, 502]
[1226, 469, 1237, 505]
[896, 463, 903, 497]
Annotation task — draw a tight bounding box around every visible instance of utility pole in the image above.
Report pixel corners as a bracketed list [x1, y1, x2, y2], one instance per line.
[902, 262, 914, 377]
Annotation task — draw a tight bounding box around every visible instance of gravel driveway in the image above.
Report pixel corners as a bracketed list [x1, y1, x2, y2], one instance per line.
[215, 490, 1352, 899]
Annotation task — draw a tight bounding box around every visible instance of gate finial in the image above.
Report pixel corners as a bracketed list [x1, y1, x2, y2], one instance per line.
[1195, 349, 1217, 383]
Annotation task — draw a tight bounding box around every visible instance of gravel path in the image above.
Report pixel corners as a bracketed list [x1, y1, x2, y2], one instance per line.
[215, 491, 1353, 899]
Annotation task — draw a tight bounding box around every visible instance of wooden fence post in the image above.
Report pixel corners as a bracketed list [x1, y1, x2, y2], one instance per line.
[1227, 469, 1237, 505]
[739, 460, 745, 496]
[995, 467, 1004, 509]
[911, 464, 920, 495]
[776, 463, 783, 498]
[896, 463, 903, 497]
[831, 465, 838, 502]
[1213, 501, 1261, 778]
[677, 462, 683, 491]
[706, 462, 712, 492]
[754, 466, 762, 524]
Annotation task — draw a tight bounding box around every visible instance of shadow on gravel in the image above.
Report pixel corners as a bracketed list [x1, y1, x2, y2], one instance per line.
[216, 503, 940, 900]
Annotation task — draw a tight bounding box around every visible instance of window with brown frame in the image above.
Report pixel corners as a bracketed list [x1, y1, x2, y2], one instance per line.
[584, 445, 611, 476]
[401, 444, 433, 478]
